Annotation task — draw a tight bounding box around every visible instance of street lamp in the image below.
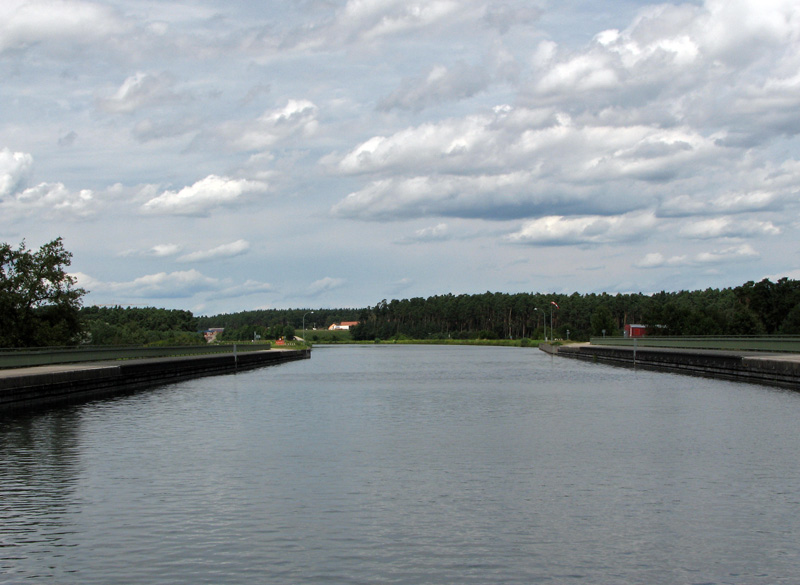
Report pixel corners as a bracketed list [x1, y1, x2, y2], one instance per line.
[302, 311, 314, 344]
[534, 307, 546, 341]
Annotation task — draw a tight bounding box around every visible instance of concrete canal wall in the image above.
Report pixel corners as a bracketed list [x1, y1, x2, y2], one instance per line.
[0, 349, 310, 414]
[544, 343, 800, 390]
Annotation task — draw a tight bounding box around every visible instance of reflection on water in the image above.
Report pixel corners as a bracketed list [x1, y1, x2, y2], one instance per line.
[2, 345, 800, 584]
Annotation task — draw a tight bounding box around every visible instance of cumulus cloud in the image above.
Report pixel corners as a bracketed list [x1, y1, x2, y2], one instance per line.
[218, 99, 319, 151]
[695, 243, 760, 264]
[506, 212, 657, 246]
[659, 190, 789, 218]
[73, 269, 222, 299]
[97, 72, 184, 114]
[2, 182, 96, 219]
[0, 148, 100, 219]
[119, 243, 182, 258]
[150, 243, 182, 257]
[327, 105, 733, 221]
[679, 217, 781, 239]
[178, 239, 250, 262]
[636, 252, 688, 269]
[523, 0, 800, 138]
[0, 0, 126, 54]
[142, 175, 267, 216]
[331, 171, 645, 221]
[637, 244, 759, 268]
[0, 148, 33, 197]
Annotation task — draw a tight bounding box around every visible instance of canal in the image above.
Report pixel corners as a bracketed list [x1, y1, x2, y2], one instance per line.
[1, 344, 799, 584]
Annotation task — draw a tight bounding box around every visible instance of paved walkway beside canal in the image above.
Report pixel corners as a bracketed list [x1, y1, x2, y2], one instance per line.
[545, 342, 800, 390]
[0, 348, 310, 413]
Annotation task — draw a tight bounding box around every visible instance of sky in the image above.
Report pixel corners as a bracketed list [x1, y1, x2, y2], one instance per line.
[2, 0, 799, 315]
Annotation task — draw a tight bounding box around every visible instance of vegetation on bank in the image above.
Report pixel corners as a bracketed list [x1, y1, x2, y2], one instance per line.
[1, 238, 86, 348]
[79, 306, 205, 346]
[350, 279, 800, 343]
[5, 239, 800, 349]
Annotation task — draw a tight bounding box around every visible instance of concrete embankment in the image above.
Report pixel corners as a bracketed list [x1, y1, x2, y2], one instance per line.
[543, 343, 800, 390]
[0, 348, 310, 414]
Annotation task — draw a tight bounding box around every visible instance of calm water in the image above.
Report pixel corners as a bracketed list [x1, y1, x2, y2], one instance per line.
[1, 344, 799, 584]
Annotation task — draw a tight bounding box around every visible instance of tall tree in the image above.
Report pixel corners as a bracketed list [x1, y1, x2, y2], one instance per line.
[0, 238, 86, 347]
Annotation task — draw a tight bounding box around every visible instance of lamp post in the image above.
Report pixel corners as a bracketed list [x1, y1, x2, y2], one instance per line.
[535, 307, 546, 341]
[303, 311, 313, 344]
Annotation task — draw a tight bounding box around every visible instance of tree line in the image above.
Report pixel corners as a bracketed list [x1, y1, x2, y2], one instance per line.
[79, 305, 204, 346]
[4, 238, 800, 348]
[350, 279, 800, 342]
[196, 308, 361, 342]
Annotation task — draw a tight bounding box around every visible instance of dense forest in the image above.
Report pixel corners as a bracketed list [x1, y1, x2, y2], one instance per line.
[195, 308, 361, 341]
[78, 306, 361, 345]
[350, 278, 800, 342]
[76, 278, 800, 346]
[80, 306, 204, 345]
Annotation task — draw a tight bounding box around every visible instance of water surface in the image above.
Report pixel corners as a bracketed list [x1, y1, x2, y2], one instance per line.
[2, 345, 799, 584]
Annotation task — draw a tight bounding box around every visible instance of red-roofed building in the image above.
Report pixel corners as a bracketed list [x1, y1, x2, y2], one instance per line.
[328, 321, 359, 330]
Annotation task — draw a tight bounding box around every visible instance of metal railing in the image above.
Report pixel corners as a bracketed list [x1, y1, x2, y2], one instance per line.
[0, 343, 272, 369]
[589, 336, 800, 353]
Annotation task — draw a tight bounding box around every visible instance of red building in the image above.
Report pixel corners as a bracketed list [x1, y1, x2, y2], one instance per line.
[624, 324, 647, 338]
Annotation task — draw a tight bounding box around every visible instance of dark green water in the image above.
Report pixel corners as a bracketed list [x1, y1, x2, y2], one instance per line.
[2, 345, 799, 584]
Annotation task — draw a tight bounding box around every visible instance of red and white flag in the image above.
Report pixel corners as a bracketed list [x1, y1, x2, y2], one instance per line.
[551, 301, 559, 309]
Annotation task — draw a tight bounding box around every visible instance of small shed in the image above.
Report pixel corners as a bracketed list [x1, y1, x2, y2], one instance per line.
[624, 324, 647, 338]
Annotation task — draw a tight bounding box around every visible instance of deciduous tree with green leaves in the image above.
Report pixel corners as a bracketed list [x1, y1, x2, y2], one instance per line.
[0, 238, 86, 347]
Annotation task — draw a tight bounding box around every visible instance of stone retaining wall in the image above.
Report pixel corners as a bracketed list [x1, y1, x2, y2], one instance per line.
[0, 349, 310, 414]
[546, 343, 800, 390]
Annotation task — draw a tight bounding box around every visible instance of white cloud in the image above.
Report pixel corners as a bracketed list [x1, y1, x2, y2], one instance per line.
[218, 99, 319, 151]
[327, 107, 728, 221]
[636, 252, 688, 269]
[73, 269, 222, 299]
[659, 190, 787, 217]
[637, 243, 759, 268]
[97, 72, 183, 114]
[6, 0, 800, 312]
[0, 0, 126, 54]
[142, 175, 267, 216]
[506, 212, 657, 246]
[2, 182, 96, 219]
[119, 243, 182, 258]
[0, 148, 33, 197]
[679, 217, 781, 239]
[150, 244, 182, 257]
[695, 244, 760, 264]
[178, 239, 250, 262]
[331, 170, 644, 222]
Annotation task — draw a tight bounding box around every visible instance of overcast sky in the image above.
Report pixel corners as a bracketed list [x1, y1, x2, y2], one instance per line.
[2, 0, 799, 314]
